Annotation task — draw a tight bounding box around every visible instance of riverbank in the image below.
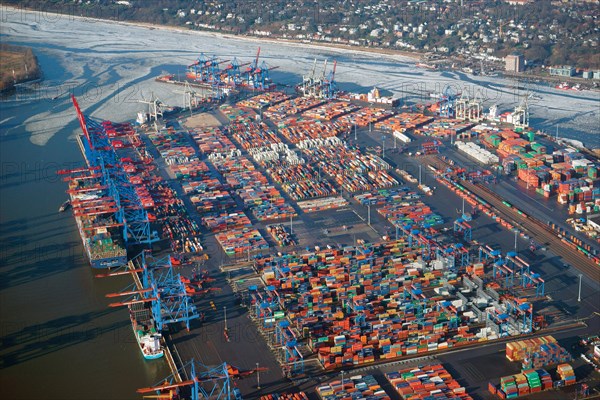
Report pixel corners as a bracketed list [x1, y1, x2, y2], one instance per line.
[3, 5, 421, 63]
[5, 5, 600, 92]
[0, 43, 41, 92]
[3, 5, 598, 146]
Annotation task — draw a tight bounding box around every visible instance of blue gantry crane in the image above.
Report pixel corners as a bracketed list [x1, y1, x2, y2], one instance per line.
[187, 53, 229, 85]
[188, 53, 209, 81]
[104, 251, 200, 332]
[478, 245, 502, 263]
[224, 57, 251, 86]
[275, 320, 304, 377]
[248, 285, 280, 329]
[438, 85, 457, 118]
[72, 95, 158, 247]
[321, 60, 337, 99]
[504, 252, 545, 296]
[487, 309, 510, 337]
[137, 359, 269, 400]
[453, 218, 472, 241]
[505, 298, 534, 334]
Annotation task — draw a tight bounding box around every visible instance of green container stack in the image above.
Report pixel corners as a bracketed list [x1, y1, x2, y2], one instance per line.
[499, 376, 518, 398]
[487, 134, 501, 147]
[530, 143, 546, 154]
[525, 370, 541, 390]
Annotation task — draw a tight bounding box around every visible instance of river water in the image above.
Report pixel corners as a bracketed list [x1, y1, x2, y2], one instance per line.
[0, 8, 598, 400]
[0, 51, 172, 400]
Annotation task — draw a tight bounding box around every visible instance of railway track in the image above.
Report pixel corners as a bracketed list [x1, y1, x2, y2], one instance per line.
[467, 182, 598, 278]
[423, 155, 600, 283]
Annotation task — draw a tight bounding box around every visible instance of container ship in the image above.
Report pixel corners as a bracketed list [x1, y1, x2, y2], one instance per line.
[62, 96, 162, 269]
[67, 174, 127, 269]
[129, 302, 164, 360]
[166, 47, 278, 92]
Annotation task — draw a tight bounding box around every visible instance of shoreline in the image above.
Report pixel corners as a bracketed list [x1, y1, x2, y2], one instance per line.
[7, 5, 599, 91]
[4, 5, 421, 63]
[5, 6, 599, 91]
[0, 43, 42, 92]
[3, 5, 598, 147]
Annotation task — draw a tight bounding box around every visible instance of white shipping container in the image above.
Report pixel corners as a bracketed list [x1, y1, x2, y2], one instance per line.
[393, 130, 412, 143]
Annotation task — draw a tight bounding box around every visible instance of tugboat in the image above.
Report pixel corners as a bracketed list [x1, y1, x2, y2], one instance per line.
[129, 303, 164, 360]
[59, 199, 70, 212]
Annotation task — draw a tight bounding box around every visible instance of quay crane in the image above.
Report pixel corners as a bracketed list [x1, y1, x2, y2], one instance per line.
[438, 85, 457, 118]
[297, 59, 338, 99]
[321, 60, 337, 99]
[103, 252, 200, 331]
[68, 97, 161, 247]
[137, 360, 268, 400]
[223, 57, 251, 86]
[187, 53, 230, 84]
[243, 47, 279, 90]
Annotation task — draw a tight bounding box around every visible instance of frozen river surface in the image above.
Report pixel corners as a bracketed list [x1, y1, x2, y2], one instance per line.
[1, 8, 599, 146]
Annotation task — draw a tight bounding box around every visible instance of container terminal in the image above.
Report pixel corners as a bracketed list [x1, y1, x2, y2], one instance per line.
[60, 49, 600, 400]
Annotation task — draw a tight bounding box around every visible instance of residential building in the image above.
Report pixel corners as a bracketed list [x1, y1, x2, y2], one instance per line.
[505, 54, 524, 73]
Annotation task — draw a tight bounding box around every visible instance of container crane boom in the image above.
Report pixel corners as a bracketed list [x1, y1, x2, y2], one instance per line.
[108, 297, 158, 308]
[95, 268, 144, 278]
[137, 379, 199, 394]
[105, 288, 153, 298]
[331, 60, 337, 81]
[321, 59, 328, 79]
[254, 47, 261, 68]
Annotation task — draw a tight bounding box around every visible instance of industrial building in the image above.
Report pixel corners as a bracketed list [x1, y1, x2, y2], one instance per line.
[549, 65, 575, 77]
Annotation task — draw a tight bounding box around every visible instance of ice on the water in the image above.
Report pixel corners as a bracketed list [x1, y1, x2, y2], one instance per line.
[1, 8, 598, 146]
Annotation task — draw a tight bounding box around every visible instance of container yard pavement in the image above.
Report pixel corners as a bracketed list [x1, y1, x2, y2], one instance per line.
[358, 129, 600, 326]
[135, 103, 599, 399]
[183, 112, 223, 130]
[142, 113, 388, 397]
[440, 142, 600, 261]
[164, 236, 293, 396]
[137, 121, 289, 395]
[188, 118, 598, 398]
[438, 332, 600, 400]
[421, 153, 599, 279]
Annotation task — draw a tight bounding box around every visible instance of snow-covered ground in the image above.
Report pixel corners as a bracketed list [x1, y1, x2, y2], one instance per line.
[1, 8, 598, 146]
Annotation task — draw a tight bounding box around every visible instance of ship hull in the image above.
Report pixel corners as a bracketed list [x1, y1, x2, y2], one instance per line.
[70, 205, 127, 269]
[131, 314, 164, 360]
[142, 351, 164, 360]
[71, 134, 128, 269]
